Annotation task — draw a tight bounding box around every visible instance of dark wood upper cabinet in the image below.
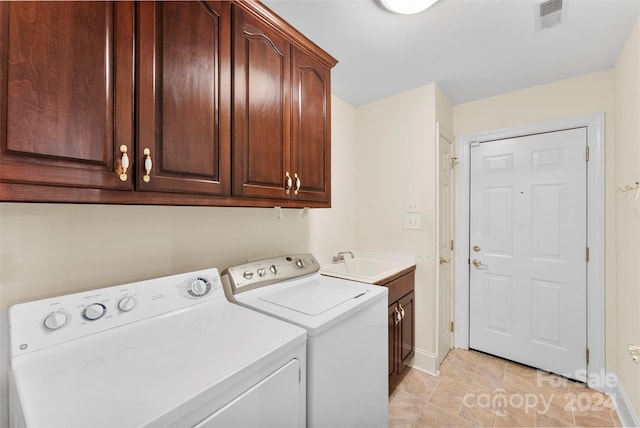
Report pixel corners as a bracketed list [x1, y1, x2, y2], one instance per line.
[232, 5, 291, 199]
[0, 1, 336, 207]
[0, 1, 134, 190]
[137, 1, 231, 195]
[291, 47, 331, 203]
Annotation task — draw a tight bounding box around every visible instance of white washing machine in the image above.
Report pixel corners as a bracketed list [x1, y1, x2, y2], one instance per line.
[222, 254, 388, 428]
[8, 268, 306, 428]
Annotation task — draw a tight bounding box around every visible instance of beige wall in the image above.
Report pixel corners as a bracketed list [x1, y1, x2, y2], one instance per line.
[454, 70, 618, 374]
[354, 83, 453, 373]
[0, 94, 359, 425]
[614, 17, 640, 417]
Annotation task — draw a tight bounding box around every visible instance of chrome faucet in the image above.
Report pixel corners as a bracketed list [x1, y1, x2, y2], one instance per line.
[332, 251, 355, 263]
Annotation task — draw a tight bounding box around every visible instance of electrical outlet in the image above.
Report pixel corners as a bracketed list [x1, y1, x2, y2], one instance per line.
[405, 213, 421, 230]
[406, 197, 421, 213]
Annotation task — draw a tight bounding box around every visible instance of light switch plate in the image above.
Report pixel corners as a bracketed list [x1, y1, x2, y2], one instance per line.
[405, 213, 421, 230]
[406, 197, 421, 213]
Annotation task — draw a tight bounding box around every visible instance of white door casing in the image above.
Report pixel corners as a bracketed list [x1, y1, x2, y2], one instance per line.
[455, 113, 605, 390]
[437, 123, 455, 367]
[469, 128, 587, 381]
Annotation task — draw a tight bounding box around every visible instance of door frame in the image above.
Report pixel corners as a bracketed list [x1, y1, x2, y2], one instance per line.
[455, 113, 605, 389]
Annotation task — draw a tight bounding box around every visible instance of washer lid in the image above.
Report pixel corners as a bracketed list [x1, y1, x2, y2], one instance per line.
[259, 280, 368, 315]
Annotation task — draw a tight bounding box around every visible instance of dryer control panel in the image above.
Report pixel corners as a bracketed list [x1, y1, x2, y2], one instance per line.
[222, 253, 320, 297]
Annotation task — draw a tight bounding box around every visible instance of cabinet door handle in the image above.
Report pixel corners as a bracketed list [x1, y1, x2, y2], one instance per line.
[143, 148, 152, 183]
[398, 303, 405, 320]
[294, 173, 301, 195]
[394, 306, 401, 325]
[285, 172, 292, 194]
[119, 145, 130, 182]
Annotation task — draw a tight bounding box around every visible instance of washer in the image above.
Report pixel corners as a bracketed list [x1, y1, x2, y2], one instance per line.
[9, 268, 306, 428]
[222, 254, 388, 428]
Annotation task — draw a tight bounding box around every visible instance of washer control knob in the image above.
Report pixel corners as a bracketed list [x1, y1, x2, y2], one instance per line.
[270, 264, 277, 275]
[188, 278, 210, 297]
[243, 271, 254, 280]
[117, 296, 136, 312]
[43, 311, 68, 331]
[257, 267, 266, 277]
[295, 258, 304, 269]
[83, 303, 106, 321]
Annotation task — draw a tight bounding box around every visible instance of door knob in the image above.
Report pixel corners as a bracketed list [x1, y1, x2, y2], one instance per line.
[472, 259, 482, 267]
[473, 245, 481, 252]
[439, 257, 451, 264]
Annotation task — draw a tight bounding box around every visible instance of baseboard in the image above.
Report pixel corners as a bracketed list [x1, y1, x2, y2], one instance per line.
[408, 347, 438, 376]
[607, 372, 640, 427]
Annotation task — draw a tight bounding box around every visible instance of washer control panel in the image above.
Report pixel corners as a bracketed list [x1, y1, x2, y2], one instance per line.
[9, 268, 222, 357]
[222, 253, 319, 295]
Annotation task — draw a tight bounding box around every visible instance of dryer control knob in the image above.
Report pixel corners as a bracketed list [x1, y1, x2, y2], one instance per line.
[243, 271, 254, 280]
[270, 265, 277, 275]
[295, 258, 304, 269]
[83, 303, 106, 321]
[257, 267, 266, 277]
[117, 296, 136, 312]
[43, 311, 68, 331]
[189, 278, 210, 297]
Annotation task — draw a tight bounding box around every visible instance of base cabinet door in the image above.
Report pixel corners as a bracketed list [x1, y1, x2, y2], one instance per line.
[0, 2, 134, 190]
[384, 270, 416, 393]
[398, 291, 415, 369]
[137, 1, 231, 195]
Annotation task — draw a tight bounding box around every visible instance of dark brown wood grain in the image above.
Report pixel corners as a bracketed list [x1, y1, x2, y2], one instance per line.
[136, 1, 231, 195]
[0, 0, 337, 208]
[0, 1, 134, 190]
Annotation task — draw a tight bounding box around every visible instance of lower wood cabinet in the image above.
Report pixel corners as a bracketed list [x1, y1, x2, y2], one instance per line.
[378, 269, 416, 393]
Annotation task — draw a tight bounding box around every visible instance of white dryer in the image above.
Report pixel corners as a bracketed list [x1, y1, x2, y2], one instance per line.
[9, 268, 306, 428]
[222, 254, 388, 428]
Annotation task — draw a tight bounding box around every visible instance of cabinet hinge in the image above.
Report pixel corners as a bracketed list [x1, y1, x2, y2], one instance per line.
[450, 321, 455, 333]
[586, 146, 590, 161]
[586, 247, 590, 263]
[586, 348, 590, 365]
[451, 157, 459, 169]
[450, 240, 454, 251]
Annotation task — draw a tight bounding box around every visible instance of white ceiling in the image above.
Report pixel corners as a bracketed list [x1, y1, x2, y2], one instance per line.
[263, 0, 640, 106]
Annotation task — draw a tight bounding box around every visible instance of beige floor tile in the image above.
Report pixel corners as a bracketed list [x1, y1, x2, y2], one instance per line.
[389, 350, 622, 428]
[413, 402, 477, 428]
[428, 377, 470, 413]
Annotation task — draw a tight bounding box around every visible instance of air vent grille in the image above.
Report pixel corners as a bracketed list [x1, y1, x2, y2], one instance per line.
[535, 0, 563, 31]
[540, 0, 562, 17]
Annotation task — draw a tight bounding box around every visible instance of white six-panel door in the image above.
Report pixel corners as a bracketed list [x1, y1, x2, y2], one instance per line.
[469, 128, 587, 381]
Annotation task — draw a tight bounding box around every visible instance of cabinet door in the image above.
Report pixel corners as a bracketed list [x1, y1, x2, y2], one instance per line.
[399, 291, 415, 368]
[232, 6, 291, 199]
[137, 1, 231, 195]
[291, 47, 331, 203]
[0, 2, 134, 190]
[388, 303, 398, 381]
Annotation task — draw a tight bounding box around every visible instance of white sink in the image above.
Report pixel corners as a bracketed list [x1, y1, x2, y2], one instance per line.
[320, 258, 407, 284]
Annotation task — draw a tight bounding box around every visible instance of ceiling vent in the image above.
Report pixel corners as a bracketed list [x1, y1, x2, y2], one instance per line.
[535, 0, 563, 31]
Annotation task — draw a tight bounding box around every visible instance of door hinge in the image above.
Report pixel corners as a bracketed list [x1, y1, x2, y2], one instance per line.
[586, 348, 590, 365]
[450, 240, 454, 251]
[586, 146, 590, 161]
[450, 321, 455, 333]
[586, 247, 590, 262]
[451, 157, 459, 169]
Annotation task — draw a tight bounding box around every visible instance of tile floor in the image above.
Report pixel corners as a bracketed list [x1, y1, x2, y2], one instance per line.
[389, 348, 621, 427]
